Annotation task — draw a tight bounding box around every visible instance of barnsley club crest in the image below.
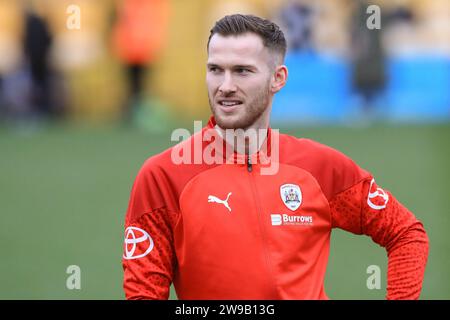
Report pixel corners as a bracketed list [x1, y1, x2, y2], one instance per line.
[280, 184, 302, 211]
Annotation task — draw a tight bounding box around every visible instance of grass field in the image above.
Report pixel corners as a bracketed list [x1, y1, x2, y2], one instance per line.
[0, 120, 449, 299]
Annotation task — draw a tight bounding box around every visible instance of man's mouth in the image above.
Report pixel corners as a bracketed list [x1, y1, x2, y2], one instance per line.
[217, 100, 243, 107]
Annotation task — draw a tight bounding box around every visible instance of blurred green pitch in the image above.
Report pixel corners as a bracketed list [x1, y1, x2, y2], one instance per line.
[0, 122, 449, 299]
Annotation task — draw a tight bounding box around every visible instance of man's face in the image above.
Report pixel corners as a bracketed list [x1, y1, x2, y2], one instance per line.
[206, 33, 275, 130]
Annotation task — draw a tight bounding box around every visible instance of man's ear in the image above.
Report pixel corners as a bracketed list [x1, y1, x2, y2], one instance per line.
[271, 65, 288, 94]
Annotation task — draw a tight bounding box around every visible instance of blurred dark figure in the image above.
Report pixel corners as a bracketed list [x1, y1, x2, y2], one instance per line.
[112, 0, 170, 125]
[280, 1, 315, 52]
[0, 76, 4, 119]
[23, 7, 53, 118]
[389, 6, 414, 22]
[350, 1, 386, 110]
[0, 75, 8, 123]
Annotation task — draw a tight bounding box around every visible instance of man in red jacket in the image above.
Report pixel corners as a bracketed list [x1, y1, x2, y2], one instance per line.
[122, 14, 429, 300]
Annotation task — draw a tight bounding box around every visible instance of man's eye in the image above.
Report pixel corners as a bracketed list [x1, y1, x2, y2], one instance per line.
[236, 68, 250, 74]
[209, 67, 220, 73]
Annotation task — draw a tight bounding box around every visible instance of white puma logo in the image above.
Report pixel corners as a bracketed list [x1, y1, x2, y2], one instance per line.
[208, 192, 232, 212]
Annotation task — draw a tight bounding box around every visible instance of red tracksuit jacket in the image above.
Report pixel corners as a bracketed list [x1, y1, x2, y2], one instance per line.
[122, 117, 429, 299]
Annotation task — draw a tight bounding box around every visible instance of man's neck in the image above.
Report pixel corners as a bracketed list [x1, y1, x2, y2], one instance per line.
[214, 122, 269, 155]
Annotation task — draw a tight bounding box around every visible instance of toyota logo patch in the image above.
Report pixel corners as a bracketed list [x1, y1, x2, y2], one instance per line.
[123, 226, 154, 260]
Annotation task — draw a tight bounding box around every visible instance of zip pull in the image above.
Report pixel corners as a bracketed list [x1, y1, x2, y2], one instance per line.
[247, 155, 252, 172]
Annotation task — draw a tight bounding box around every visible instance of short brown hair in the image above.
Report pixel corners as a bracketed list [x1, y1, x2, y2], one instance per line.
[207, 14, 287, 63]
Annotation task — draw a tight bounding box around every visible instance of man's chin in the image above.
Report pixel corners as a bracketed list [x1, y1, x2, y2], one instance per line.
[215, 120, 237, 130]
[214, 114, 247, 130]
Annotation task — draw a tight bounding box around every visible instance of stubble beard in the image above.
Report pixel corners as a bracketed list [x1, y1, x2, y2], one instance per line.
[208, 80, 271, 130]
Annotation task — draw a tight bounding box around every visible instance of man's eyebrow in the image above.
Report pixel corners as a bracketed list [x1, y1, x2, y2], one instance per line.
[233, 65, 257, 70]
[206, 63, 257, 70]
[206, 63, 221, 68]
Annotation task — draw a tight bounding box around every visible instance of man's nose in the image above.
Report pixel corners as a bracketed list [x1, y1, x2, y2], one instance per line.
[218, 72, 237, 95]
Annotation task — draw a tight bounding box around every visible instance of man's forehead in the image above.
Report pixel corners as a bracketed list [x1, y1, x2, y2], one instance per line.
[207, 33, 269, 65]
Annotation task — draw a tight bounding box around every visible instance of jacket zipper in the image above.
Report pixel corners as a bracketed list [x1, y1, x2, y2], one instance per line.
[246, 155, 278, 298]
[247, 155, 252, 172]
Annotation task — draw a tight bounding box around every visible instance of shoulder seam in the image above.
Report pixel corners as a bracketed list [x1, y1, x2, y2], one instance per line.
[329, 175, 372, 202]
[127, 206, 180, 225]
